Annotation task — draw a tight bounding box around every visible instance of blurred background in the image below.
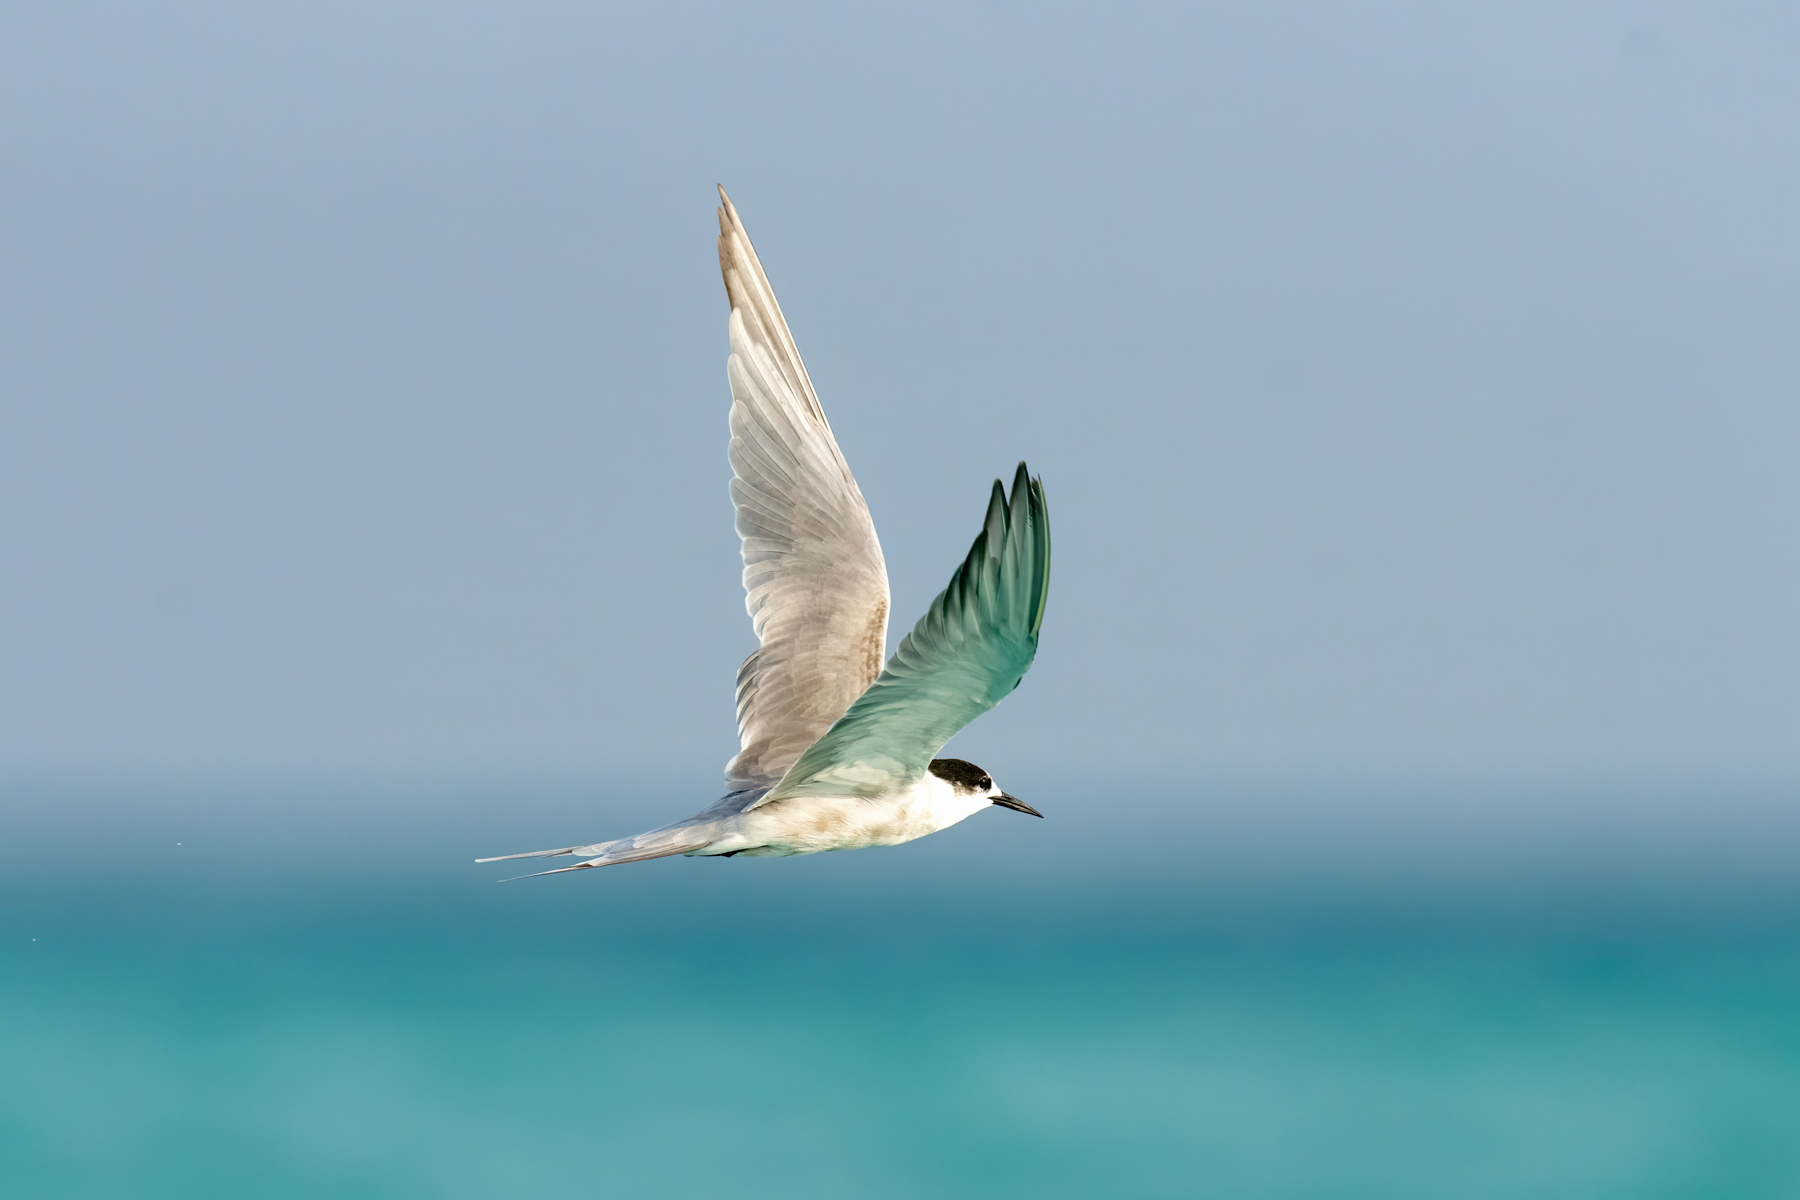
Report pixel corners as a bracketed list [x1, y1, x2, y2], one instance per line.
[3, 2, 1798, 1196]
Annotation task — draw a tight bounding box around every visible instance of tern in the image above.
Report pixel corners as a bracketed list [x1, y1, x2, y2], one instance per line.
[478, 188, 1050, 878]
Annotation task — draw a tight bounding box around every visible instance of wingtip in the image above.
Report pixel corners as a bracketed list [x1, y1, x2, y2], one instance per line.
[1008, 459, 1046, 503]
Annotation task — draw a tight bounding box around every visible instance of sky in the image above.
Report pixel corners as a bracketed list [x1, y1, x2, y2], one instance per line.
[1, 1, 1796, 784]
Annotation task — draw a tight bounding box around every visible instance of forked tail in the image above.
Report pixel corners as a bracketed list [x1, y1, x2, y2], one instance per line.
[475, 829, 711, 880]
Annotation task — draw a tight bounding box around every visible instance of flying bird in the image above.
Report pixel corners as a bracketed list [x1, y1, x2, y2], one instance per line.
[478, 188, 1050, 878]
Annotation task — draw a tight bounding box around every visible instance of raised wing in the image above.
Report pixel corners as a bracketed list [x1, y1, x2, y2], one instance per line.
[718, 187, 891, 793]
[757, 462, 1050, 805]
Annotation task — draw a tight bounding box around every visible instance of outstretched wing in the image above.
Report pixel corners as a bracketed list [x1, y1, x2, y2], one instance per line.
[756, 463, 1050, 805]
[717, 187, 892, 793]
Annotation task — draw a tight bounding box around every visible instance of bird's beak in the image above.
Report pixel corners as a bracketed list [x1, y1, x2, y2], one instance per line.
[990, 793, 1043, 818]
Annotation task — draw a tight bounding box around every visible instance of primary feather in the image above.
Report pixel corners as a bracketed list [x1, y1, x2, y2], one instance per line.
[717, 186, 891, 794]
[755, 462, 1049, 806]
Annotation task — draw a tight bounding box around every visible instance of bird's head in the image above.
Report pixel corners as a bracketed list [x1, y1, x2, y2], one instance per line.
[927, 757, 1042, 818]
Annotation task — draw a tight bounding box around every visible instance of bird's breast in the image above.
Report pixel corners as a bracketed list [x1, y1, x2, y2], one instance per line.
[742, 781, 972, 854]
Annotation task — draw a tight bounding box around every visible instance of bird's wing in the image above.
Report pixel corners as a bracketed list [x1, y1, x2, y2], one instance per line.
[717, 187, 892, 793]
[754, 463, 1050, 806]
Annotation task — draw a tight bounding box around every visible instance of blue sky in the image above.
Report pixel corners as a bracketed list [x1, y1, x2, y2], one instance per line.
[2, 1, 1795, 781]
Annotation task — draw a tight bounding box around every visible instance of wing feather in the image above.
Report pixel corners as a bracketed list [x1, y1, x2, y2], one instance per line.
[756, 463, 1050, 805]
[717, 187, 891, 793]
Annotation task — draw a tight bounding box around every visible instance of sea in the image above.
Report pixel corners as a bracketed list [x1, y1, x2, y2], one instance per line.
[5, 769, 1799, 1198]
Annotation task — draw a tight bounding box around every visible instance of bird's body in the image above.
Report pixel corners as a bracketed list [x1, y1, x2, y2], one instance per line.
[522, 765, 1011, 866]
[708, 772, 976, 857]
[479, 189, 1050, 879]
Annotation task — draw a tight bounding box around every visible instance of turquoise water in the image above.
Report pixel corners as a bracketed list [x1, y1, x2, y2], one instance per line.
[6, 775, 1800, 1198]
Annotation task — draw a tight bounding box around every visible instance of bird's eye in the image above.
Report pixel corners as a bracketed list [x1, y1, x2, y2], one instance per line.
[979, 776, 992, 789]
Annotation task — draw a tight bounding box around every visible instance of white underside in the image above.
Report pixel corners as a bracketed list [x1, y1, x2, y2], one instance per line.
[640, 773, 992, 860]
[717, 773, 992, 857]
[480, 774, 1007, 875]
